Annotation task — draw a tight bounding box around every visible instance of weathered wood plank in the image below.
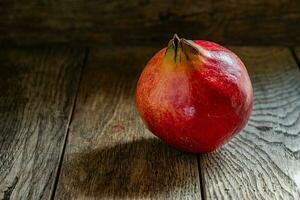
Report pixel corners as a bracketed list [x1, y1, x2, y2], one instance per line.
[55, 48, 202, 199]
[1, 0, 300, 47]
[200, 47, 300, 199]
[0, 47, 86, 199]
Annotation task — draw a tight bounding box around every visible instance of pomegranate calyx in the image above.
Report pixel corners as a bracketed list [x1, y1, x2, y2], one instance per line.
[166, 34, 180, 61]
[166, 34, 201, 63]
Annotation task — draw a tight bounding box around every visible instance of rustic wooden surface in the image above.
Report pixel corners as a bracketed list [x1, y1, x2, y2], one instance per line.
[54, 48, 202, 199]
[0, 47, 86, 199]
[1, 0, 300, 47]
[200, 47, 300, 199]
[1, 46, 300, 199]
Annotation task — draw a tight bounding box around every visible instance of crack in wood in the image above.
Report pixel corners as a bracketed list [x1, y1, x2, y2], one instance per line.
[3, 177, 18, 200]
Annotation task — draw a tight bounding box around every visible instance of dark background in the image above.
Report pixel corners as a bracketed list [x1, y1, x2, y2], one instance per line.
[1, 0, 300, 47]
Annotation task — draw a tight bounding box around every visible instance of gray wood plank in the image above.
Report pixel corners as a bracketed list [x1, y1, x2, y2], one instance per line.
[55, 48, 202, 200]
[200, 47, 300, 199]
[0, 47, 86, 199]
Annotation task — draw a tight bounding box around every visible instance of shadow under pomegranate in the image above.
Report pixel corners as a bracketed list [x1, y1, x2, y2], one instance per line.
[57, 138, 199, 199]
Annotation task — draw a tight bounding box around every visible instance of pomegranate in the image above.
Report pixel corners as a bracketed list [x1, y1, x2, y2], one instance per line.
[135, 34, 253, 152]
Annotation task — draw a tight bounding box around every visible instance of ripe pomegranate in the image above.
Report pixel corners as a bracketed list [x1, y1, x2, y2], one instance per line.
[135, 34, 253, 152]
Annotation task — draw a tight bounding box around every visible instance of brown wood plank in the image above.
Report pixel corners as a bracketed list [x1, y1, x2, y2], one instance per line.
[1, 1, 300, 47]
[55, 48, 202, 199]
[0, 47, 86, 199]
[200, 47, 300, 199]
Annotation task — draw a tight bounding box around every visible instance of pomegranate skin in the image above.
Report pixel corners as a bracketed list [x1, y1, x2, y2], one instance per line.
[135, 36, 253, 153]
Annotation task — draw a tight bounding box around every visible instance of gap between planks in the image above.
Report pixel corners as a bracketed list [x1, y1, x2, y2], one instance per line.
[197, 155, 206, 200]
[291, 47, 300, 70]
[50, 48, 90, 200]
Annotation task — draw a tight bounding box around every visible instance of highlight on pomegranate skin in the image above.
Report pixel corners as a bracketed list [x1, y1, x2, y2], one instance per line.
[135, 34, 253, 153]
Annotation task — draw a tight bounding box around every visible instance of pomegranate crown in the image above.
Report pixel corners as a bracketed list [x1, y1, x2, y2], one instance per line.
[166, 34, 201, 62]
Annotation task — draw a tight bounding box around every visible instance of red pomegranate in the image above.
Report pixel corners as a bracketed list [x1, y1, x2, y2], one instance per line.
[135, 34, 253, 152]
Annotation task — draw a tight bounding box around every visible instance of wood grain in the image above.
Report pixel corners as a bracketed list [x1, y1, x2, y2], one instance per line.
[0, 47, 85, 199]
[1, 0, 300, 47]
[200, 47, 300, 199]
[55, 48, 202, 199]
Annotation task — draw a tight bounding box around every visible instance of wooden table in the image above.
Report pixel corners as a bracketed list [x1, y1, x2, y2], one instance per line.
[1, 46, 300, 200]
